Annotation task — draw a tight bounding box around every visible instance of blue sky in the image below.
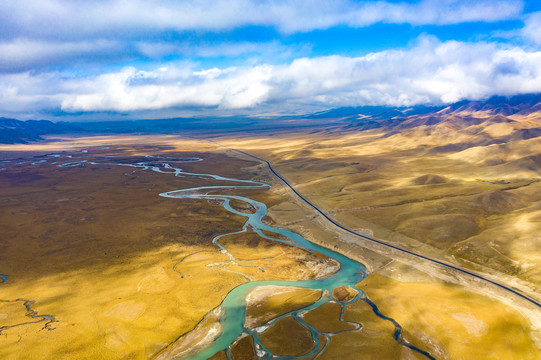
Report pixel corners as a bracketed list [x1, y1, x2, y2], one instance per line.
[1, 0, 541, 120]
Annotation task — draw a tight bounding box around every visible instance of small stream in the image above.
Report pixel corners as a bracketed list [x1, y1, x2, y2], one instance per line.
[0, 275, 56, 334]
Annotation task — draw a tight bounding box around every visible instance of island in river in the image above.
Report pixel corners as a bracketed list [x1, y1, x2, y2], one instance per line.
[0, 134, 539, 359]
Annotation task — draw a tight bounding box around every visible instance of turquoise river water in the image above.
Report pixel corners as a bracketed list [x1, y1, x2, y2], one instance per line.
[0, 151, 435, 359]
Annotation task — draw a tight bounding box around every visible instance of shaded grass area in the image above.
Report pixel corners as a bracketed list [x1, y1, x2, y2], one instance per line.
[0, 152, 251, 279]
[230, 335, 257, 360]
[303, 302, 356, 333]
[0, 144, 335, 359]
[259, 316, 315, 356]
[319, 299, 419, 360]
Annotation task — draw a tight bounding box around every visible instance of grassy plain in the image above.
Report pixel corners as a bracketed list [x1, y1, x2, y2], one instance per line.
[217, 114, 541, 297]
[211, 113, 541, 358]
[303, 301, 357, 333]
[0, 137, 336, 359]
[259, 316, 315, 356]
[1, 130, 540, 359]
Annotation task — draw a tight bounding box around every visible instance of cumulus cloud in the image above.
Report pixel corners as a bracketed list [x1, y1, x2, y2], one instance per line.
[0, 37, 308, 73]
[59, 65, 274, 112]
[0, 0, 528, 74]
[2, 37, 540, 116]
[0, 39, 123, 73]
[0, 0, 523, 40]
[522, 11, 541, 45]
[0, 72, 69, 115]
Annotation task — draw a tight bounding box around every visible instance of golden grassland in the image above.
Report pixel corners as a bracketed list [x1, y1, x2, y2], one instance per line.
[0, 141, 335, 359]
[153, 307, 225, 360]
[235, 189, 541, 360]
[208, 117, 541, 357]
[1, 133, 540, 359]
[216, 115, 541, 297]
[332, 285, 358, 302]
[358, 273, 541, 360]
[235, 273, 540, 359]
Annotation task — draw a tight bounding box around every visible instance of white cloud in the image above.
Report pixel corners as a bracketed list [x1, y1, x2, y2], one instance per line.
[0, 72, 67, 114]
[0, 39, 121, 72]
[60, 65, 274, 111]
[0, 0, 524, 40]
[3, 37, 541, 116]
[0, 37, 309, 73]
[522, 11, 541, 45]
[0, 0, 528, 74]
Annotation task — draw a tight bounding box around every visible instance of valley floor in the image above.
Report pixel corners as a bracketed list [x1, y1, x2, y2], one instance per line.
[0, 132, 540, 359]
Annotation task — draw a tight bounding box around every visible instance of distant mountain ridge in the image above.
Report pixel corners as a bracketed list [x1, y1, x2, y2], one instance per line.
[1, 93, 541, 144]
[303, 104, 445, 120]
[438, 94, 541, 116]
[0, 117, 81, 144]
[303, 94, 541, 122]
[340, 94, 541, 131]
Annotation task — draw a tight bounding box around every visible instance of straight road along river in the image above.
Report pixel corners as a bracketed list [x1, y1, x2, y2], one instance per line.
[229, 147, 541, 309]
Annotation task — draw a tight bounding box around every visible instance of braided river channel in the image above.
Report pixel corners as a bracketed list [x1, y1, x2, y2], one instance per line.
[2, 151, 435, 359]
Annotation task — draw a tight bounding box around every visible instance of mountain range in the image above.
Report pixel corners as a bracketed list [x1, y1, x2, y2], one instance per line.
[1, 93, 541, 144]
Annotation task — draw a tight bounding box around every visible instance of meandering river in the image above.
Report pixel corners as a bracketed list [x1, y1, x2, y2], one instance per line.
[1, 151, 435, 359]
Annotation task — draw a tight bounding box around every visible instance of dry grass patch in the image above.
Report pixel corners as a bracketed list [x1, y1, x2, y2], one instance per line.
[358, 274, 541, 360]
[259, 316, 315, 356]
